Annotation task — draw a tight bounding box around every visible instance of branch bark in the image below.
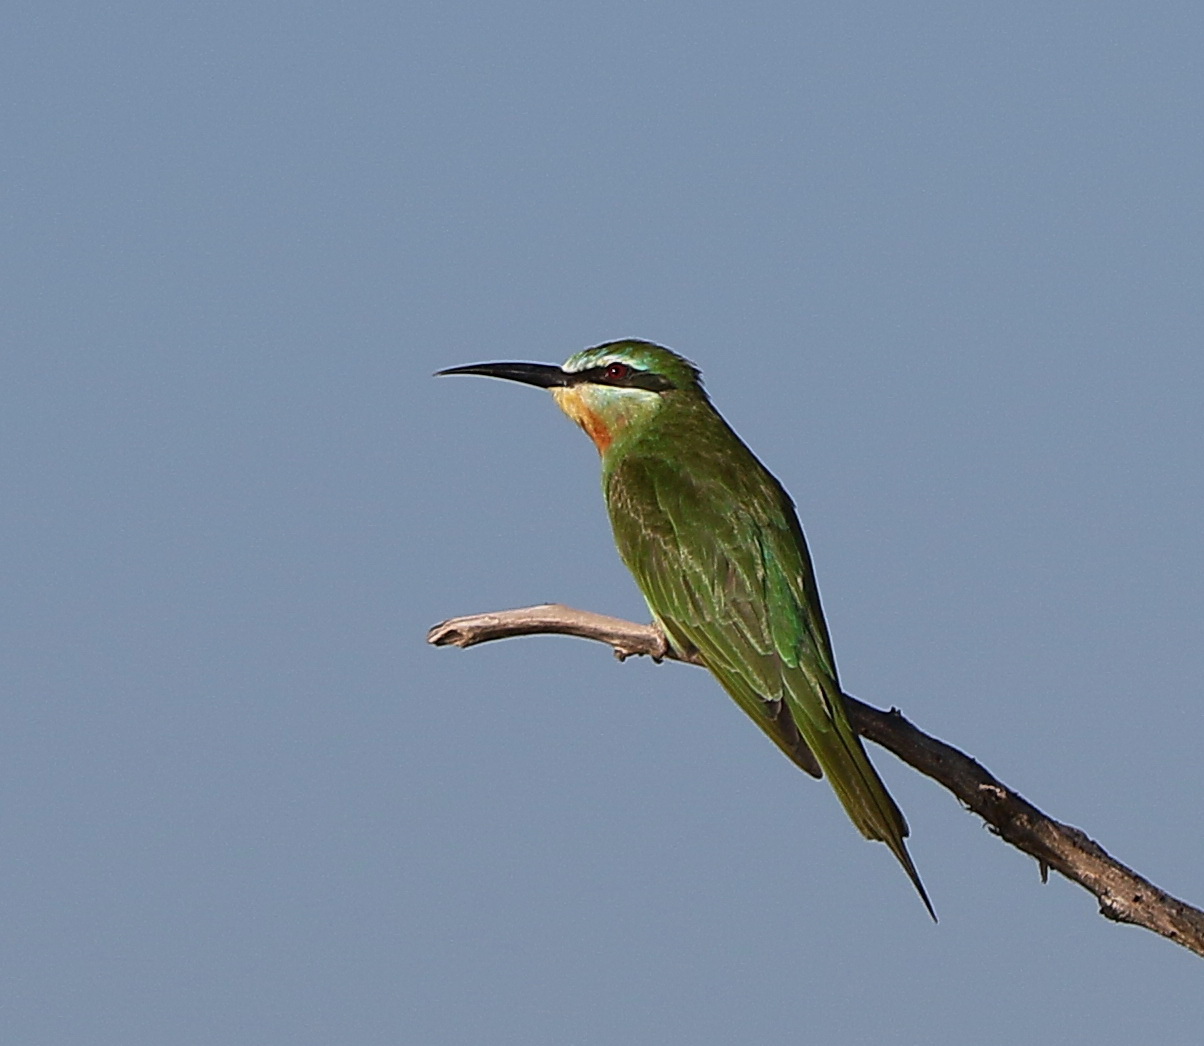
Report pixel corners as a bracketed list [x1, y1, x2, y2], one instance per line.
[428, 602, 1204, 958]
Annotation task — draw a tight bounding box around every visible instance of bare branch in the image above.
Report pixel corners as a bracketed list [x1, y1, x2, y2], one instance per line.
[427, 603, 674, 662]
[428, 603, 1204, 958]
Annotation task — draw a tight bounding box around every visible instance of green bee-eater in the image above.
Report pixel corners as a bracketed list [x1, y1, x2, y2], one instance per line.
[438, 339, 934, 918]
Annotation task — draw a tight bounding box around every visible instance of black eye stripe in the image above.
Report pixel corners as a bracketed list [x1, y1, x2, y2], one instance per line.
[571, 365, 675, 392]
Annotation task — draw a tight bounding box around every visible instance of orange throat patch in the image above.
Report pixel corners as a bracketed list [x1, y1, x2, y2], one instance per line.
[552, 386, 614, 453]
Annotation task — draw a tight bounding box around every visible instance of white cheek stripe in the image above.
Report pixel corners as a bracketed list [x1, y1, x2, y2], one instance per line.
[583, 384, 658, 407]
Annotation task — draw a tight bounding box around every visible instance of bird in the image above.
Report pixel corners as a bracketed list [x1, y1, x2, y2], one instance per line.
[437, 339, 935, 919]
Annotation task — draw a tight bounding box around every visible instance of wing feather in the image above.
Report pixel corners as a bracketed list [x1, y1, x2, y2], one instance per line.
[604, 430, 934, 918]
[606, 452, 821, 775]
[606, 450, 906, 838]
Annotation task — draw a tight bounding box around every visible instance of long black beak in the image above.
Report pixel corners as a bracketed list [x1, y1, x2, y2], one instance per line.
[435, 362, 569, 388]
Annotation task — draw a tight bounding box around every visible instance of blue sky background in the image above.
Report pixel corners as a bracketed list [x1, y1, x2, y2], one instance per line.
[4, 3, 1203, 1043]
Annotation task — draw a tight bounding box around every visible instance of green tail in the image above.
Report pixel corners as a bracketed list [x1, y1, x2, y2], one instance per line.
[783, 671, 936, 921]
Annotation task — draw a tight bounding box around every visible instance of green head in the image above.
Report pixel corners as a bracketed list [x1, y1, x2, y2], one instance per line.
[437, 339, 704, 453]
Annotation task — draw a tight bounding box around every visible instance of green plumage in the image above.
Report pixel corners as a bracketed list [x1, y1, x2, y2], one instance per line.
[439, 340, 935, 919]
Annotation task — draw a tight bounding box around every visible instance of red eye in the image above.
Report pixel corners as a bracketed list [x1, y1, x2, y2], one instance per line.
[604, 361, 631, 381]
